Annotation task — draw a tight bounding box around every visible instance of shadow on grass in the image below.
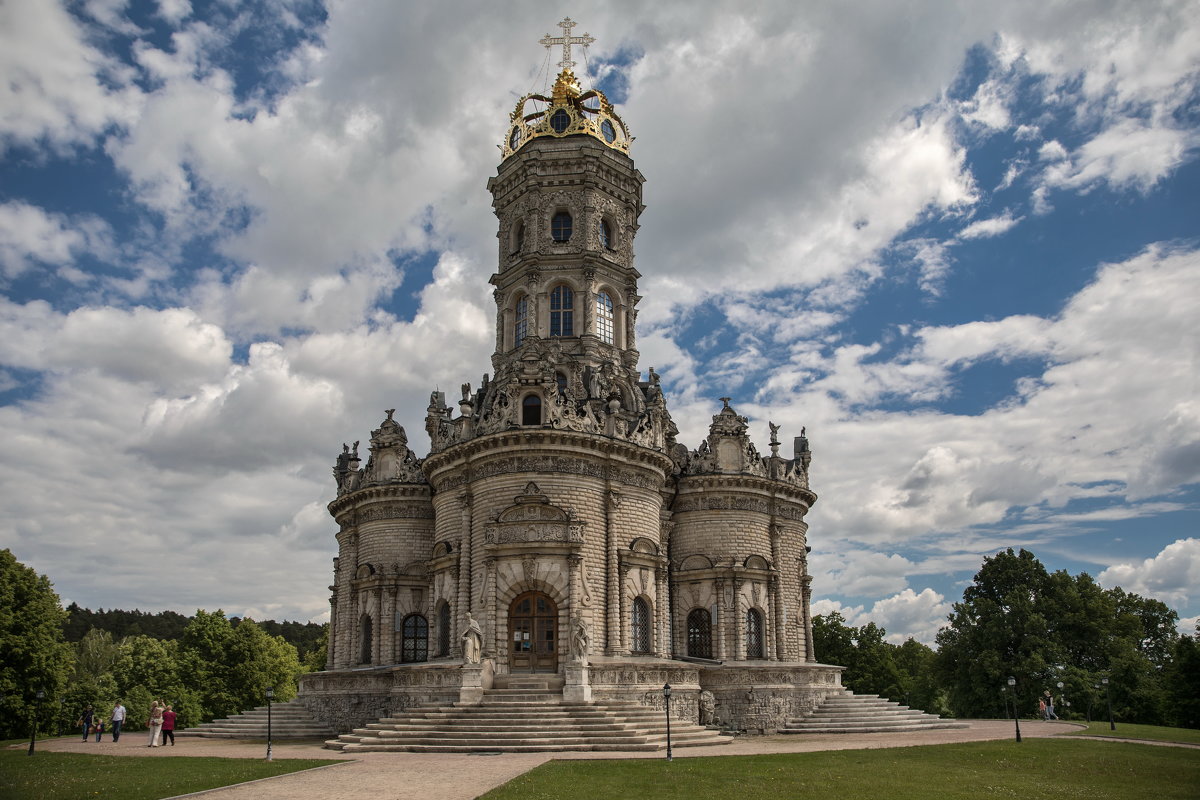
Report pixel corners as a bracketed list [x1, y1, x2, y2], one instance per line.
[482, 739, 1200, 800]
[0, 750, 342, 800]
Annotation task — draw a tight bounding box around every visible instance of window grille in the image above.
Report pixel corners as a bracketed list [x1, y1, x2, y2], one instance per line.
[631, 597, 651, 653]
[401, 614, 428, 663]
[687, 608, 712, 658]
[596, 291, 614, 344]
[514, 296, 528, 346]
[746, 608, 765, 658]
[550, 286, 574, 336]
[551, 211, 573, 242]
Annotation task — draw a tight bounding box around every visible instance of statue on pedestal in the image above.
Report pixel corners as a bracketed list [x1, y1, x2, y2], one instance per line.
[461, 613, 483, 664]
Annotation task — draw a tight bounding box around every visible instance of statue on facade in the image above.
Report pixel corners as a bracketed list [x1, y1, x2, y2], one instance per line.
[461, 613, 483, 664]
[569, 615, 590, 665]
[699, 690, 717, 726]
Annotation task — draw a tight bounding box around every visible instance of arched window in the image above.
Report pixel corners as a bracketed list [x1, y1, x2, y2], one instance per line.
[746, 608, 765, 659]
[687, 608, 712, 659]
[512, 221, 525, 254]
[514, 295, 529, 347]
[522, 394, 542, 426]
[551, 211, 573, 242]
[631, 597, 651, 654]
[556, 372, 569, 395]
[401, 613, 428, 663]
[359, 615, 373, 664]
[599, 220, 612, 249]
[596, 291, 614, 344]
[437, 601, 451, 657]
[549, 285, 573, 337]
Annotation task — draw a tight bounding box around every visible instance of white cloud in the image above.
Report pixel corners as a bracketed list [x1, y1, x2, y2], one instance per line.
[811, 587, 952, 646]
[0, 203, 112, 278]
[1098, 538, 1200, 608]
[958, 212, 1023, 240]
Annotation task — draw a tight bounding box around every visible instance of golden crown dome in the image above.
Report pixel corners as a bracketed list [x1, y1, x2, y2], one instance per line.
[501, 19, 631, 161]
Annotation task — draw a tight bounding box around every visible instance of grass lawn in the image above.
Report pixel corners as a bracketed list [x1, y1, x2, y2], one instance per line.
[0, 749, 341, 800]
[482, 739, 1199, 800]
[1064, 721, 1200, 745]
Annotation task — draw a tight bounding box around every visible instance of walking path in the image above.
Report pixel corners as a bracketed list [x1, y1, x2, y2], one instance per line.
[22, 719, 1095, 800]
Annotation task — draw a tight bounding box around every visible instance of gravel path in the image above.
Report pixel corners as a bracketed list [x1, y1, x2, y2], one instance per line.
[22, 720, 1086, 800]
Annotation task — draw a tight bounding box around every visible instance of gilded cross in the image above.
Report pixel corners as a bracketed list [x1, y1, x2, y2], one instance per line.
[539, 17, 595, 71]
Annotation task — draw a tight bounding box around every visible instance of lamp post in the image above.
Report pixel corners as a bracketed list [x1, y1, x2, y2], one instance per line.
[662, 683, 673, 762]
[1056, 681, 1065, 720]
[1007, 677, 1021, 743]
[1102, 677, 1114, 731]
[27, 689, 45, 756]
[265, 687, 274, 762]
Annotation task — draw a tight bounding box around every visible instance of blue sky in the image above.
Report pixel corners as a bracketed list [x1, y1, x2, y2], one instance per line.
[1, 1, 1197, 643]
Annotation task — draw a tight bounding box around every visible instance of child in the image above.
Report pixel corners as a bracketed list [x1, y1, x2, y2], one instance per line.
[93, 717, 105, 741]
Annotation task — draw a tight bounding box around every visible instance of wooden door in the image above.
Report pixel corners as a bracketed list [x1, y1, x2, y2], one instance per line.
[508, 592, 557, 672]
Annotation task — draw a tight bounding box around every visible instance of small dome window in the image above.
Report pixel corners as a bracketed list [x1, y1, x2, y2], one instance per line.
[509, 126, 521, 150]
[596, 291, 614, 344]
[514, 295, 529, 347]
[512, 221, 525, 254]
[522, 394, 542, 426]
[550, 109, 571, 133]
[549, 285, 574, 337]
[556, 372, 569, 395]
[551, 212, 573, 242]
[601, 119, 616, 143]
[599, 220, 612, 249]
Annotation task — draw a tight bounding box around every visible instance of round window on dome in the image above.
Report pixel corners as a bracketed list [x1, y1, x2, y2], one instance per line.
[601, 119, 616, 143]
[509, 126, 521, 150]
[550, 109, 570, 133]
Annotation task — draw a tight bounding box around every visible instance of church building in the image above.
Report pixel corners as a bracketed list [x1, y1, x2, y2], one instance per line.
[298, 20, 844, 735]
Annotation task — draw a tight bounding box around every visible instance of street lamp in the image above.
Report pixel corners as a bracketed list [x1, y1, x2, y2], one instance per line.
[1007, 677, 1021, 743]
[1056, 681, 1065, 720]
[662, 683, 673, 762]
[265, 687, 274, 762]
[27, 689, 45, 756]
[1102, 677, 1114, 731]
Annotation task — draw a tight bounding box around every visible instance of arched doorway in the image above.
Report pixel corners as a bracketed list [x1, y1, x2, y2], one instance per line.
[508, 591, 558, 672]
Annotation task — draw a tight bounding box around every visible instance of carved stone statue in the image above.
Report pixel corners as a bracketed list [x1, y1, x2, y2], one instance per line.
[569, 615, 590, 665]
[461, 613, 483, 664]
[699, 690, 717, 726]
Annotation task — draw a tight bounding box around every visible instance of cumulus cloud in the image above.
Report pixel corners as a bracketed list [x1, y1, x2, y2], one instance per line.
[0, 203, 112, 279]
[1098, 538, 1200, 609]
[958, 212, 1022, 240]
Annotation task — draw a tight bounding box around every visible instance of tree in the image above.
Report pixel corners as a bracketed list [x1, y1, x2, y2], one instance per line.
[812, 612, 904, 700]
[1164, 630, 1200, 729]
[893, 638, 948, 716]
[0, 549, 73, 738]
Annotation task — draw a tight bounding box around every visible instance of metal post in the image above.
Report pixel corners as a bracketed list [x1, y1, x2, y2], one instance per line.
[662, 683, 672, 762]
[1007, 677, 1021, 743]
[1103, 677, 1114, 731]
[27, 690, 44, 756]
[265, 687, 274, 761]
[1056, 681, 1064, 720]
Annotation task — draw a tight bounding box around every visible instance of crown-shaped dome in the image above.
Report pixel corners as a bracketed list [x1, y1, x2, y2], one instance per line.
[500, 19, 631, 161]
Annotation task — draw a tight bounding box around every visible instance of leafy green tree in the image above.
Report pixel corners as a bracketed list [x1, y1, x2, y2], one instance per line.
[1164, 629, 1200, 729]
[893, 638, 948, 715]
[302, 625, 329, 672]
[813, 612, 904, 700]
[0, 549, 73, 738]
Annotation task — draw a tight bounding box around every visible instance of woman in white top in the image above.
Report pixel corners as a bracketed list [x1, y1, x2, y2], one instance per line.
[147, 701, 164, 747]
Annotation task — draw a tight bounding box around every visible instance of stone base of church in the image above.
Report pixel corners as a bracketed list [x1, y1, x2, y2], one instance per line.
[299, 658, 843, 735]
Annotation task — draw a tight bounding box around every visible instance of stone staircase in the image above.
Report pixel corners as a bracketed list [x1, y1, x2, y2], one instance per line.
[781, 691, 969, 734]
[176, 699, 335, 740]
[325, 689, 731, 752]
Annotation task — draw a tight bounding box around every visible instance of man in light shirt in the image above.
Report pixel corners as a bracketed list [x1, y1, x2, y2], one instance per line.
[111, 701, 126, 742]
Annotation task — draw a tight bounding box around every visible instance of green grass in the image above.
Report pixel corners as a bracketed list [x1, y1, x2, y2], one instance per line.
[1064, 720, 1200, 745]
[481, 740, 1199, 800]
[0, 750, 340, 800]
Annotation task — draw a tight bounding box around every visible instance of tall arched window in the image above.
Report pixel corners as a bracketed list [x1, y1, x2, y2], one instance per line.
[556, 372, 569, 395]
[514, 295, 529, 347]
[359, 615, 373, 664]
[512, 221, 525, 254]
[687, 608, 712, 658]
[551, 211, 573, 242]
[401, 614, 428, 663]
[596, 291, 614, 344]
[437, 601, 451, 657]
[599, 220, 612, 249]
[549, 285, 573, 337]
[631, 597, 651, 654]
[522, 394, 542, 426]
[746, 608, 765, 659]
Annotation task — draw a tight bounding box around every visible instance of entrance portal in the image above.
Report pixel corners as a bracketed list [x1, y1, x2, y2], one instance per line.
[508, 591, 558, 673]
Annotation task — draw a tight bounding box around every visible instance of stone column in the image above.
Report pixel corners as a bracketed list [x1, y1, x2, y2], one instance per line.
[801, 574, 815, 662]
[605, 489, 620, 655]
[618, 561, 631, 655]
[654, 564, 669, 657]
[732, 576, 745, 661]
[326, 596, 337, 669]
[713, 579, 727, 660]
[484, 557, 498, 659]
[567, 554, 582, 614]
[372, 587, 384, 665]
[382, 587, 397, 664]
[457, 493, 472, 656]
[769, 524, 786, 661]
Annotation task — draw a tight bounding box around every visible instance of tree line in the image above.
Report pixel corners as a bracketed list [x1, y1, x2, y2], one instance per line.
[816, 548, 1199, 728]
[0, 549, 327, 739]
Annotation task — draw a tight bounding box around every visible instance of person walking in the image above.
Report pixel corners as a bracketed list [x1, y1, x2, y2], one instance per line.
[93, 716, 105, 741]
[161, 704, 176, 746]
[78, 705, 94, 741]
[147, 701, 164, 747]
[1043, 690, 1058, 720]
[110, 700, 126, 742]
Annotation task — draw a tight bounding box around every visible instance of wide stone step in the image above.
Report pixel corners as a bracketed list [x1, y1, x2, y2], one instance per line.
[782, 722, 971, 734]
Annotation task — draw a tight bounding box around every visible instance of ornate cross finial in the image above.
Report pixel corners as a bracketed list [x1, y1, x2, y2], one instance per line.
[539, 17, 595, 71]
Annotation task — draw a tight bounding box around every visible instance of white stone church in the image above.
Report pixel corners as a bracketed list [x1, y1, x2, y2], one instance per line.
[298, 21, 848, 738]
